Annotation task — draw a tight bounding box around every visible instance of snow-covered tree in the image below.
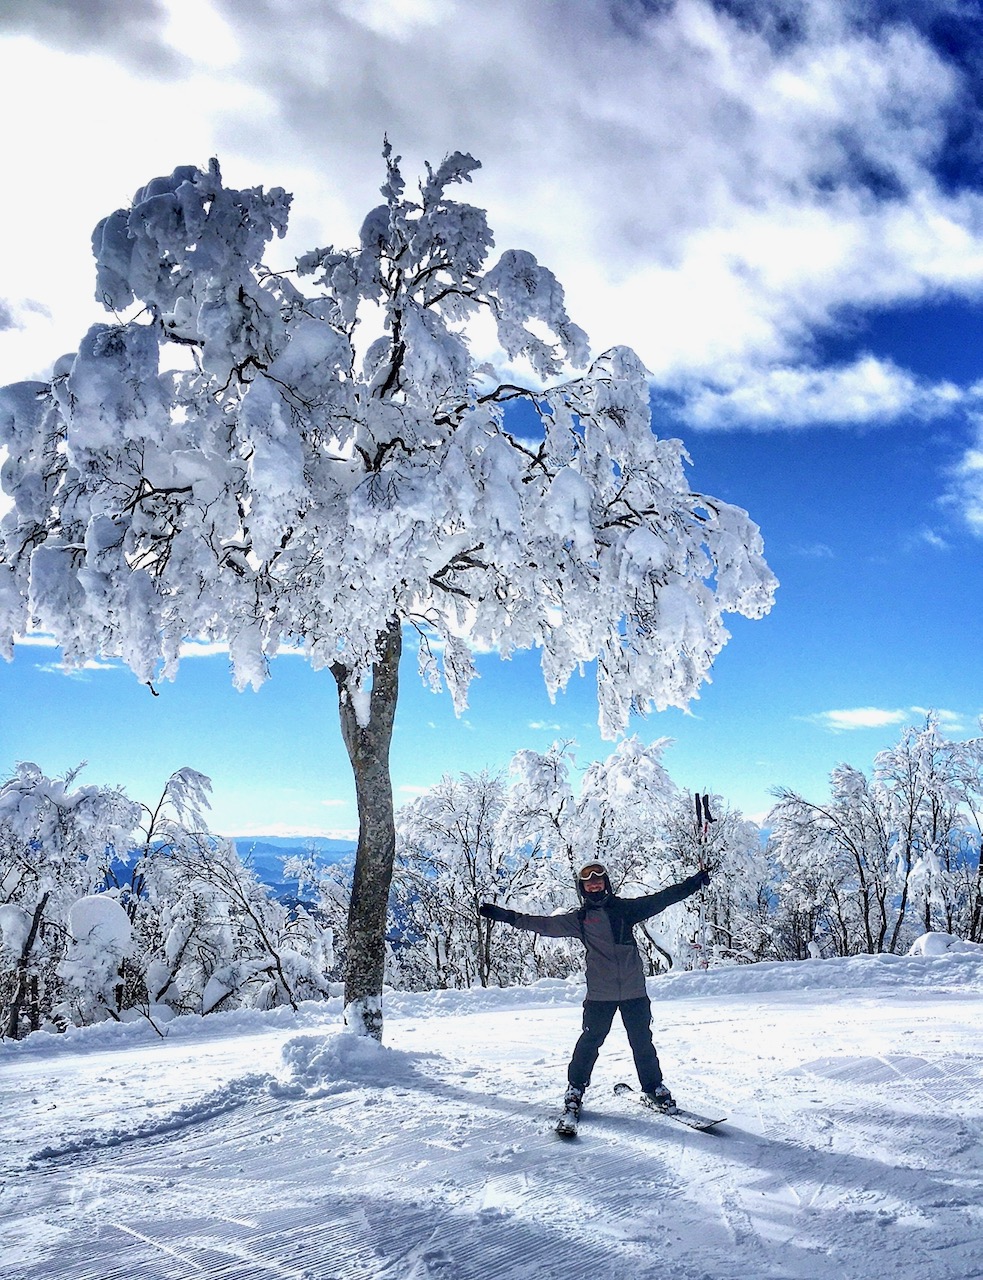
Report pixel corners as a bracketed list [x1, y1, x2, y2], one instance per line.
[498, 738, 709, 972]
[392, 770, 539, 989]
[499, 737, 678, 881]
[392, 756, 590, 988]
[0, 148, 775, 1038]
[0, 762, 140, 1036]
[397, 744, 768, 982]
[874, 716, 983, 946]
[768, 714, 983, 955]
[769, 765, 895, 957]
[128, 770, 335, 1016]
[0, 763, 334, 1035]
[660, 790, 772, 966]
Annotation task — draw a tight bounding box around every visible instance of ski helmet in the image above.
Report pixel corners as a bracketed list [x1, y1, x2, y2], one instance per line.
[576, 862, 612, 904]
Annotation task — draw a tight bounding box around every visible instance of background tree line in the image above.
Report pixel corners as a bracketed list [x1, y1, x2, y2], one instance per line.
[3, 713, 981, 1037]
[0, 765, 334, 1040]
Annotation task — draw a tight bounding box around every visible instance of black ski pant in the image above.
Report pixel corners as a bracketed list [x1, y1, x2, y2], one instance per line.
[567, 996, 663, 1094]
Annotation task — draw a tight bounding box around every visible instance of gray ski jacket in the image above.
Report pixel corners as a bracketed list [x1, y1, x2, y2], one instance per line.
[490, 871, 707, 1001]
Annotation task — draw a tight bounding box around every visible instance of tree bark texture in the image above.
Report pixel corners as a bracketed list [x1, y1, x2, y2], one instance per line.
[332, 619, 402, 1040]
[971, 842, 983, 943]
[3, 892, 48, 1040]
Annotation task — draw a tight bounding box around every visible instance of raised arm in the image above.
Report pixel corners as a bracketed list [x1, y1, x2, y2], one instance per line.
[479, 903, 582, 938]
[622, 869, 709, 926]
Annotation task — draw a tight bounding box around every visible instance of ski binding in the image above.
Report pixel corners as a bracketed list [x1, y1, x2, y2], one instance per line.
[613, 1082, 725, 1131]
[555, 1107, 579, 1138]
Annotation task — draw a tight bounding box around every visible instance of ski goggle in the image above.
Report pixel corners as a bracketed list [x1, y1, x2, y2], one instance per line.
[578, 863, 608, 882]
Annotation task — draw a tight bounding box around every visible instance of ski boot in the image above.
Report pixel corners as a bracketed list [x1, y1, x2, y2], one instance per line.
[642, 1083, 677, 1113]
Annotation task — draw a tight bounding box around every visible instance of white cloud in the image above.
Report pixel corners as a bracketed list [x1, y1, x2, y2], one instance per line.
[811, 707, 909, 732]
[810, 705, 968, 733]
[528, 720, 562, 732]
[9, 633, 309, 666]
[13, 632, 58, 647]
[178, 640, 230, 659]
[227, 823, 356, 840]
[792, 542, 835, 559]
[685, 356, 963, 430]
[945, 419, 983, 537]
[3, 0, 983, 432]
[905, 527, 950, 552]
[37, 657, 119, 678]
[177, 638, 306, 659]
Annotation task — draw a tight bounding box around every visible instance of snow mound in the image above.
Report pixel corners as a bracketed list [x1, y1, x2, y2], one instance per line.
[274, 1031, 434, 1099]
[0, 996, 345, 1058]
[0, 903, 32, 956]
[647, 949, 983, 999]
[66, 894, 132, 953]
[907, 931, 983, 957]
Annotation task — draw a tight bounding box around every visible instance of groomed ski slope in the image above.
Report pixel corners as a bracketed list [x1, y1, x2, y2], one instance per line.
[2, 952, 981, 1280]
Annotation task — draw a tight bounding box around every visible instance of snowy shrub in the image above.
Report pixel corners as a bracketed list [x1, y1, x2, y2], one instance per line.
[133, 830, 335, 1016]
[767, 714, 983, 957]
[908, 931, 983, 956]
[0, 763, 140, 1036]
[0, 764, 335, 1037]
[56, 894, 133, 1025]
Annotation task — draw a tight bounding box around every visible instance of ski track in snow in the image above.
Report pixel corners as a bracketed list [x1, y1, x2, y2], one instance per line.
[2, 959, 982, 1280]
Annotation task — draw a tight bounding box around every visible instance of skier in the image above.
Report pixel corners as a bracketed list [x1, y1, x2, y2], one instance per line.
[479, 861, 709, 1125]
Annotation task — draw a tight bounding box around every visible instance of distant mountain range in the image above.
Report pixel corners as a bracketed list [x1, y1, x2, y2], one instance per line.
[227, 835, 356, 892]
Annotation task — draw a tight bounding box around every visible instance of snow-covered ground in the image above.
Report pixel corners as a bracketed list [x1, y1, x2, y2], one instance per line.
[2, 952, 982, 1280]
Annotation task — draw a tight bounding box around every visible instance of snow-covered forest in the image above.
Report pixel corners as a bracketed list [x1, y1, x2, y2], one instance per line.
[3, 712, 981, 1039]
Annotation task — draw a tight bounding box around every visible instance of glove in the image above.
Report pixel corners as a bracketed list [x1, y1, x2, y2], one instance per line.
[696, 867, 710, 888]
[479, 902, 515, 924]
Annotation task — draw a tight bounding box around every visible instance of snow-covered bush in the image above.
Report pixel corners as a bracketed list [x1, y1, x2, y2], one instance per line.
[0, 762, 140, 1036]
[767, 714, 983, 956]
[137, 833, 335, 1015]
[127, 772, 335, 1016]
[907, 931, 983, 956]
[0, 764, 334, 1037]
[57, 893, 133, 1024]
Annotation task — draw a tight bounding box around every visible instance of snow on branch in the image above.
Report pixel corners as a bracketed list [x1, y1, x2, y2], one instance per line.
[0, 147, 775, 735]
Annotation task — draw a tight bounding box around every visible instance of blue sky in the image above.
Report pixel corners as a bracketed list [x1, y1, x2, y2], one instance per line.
[2, 0, 983, 835]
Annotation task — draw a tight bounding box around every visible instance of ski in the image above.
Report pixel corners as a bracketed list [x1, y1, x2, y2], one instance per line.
[613, 1082, 725, 1131]
[554, 1107, 580, 1138]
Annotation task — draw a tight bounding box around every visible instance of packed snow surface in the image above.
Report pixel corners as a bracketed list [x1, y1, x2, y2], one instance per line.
[2, 952, 982, 1280]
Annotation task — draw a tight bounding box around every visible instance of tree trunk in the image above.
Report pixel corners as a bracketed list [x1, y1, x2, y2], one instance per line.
[970, 841, 983, 943]
[888, 879, 910, 954]
[332, 618, 402, 1041]
[4, 893, 49, 1040]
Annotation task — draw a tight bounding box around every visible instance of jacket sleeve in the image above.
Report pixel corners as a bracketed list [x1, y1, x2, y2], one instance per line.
[623, 870, 708, 926]
[503, 909, 583, 938]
